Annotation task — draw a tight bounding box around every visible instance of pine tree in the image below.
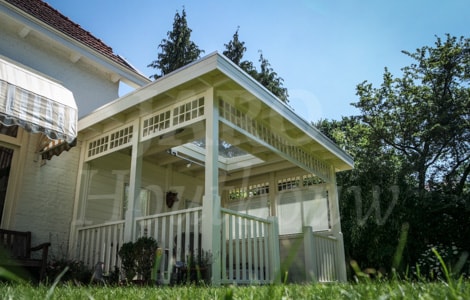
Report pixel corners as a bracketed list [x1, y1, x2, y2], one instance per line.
[223, 29, 289, 103]
[223, 27, 246, 66]
[256, 52, 289, 103]
[148, 8, 204, 79]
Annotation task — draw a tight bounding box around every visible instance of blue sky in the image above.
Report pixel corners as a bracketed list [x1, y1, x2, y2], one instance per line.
[46, 0, 469, 122]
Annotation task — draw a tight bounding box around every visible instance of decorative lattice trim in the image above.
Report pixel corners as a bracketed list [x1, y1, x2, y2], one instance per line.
[228, 182, 270, 201]
[277, 174, 325, 191]
[142, 110, 171, 137]
[278, 176, 301, 191]
[86, 124, 133, 160]
[141, 97, 205, 140]
[173, 97, 205, 126]
[219, 98, 331, 182]
[87, 136, 108, 158]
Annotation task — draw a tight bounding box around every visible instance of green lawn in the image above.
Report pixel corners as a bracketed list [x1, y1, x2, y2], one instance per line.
[0, 281, 468, 300]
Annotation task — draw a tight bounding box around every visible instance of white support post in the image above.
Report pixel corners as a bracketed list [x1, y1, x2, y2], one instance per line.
[328, 166, 347, 282]
[268, 216, 281, 283]
[303, 226, 316, 282]
[124, 120, 142, 242]
[68, 140, 89, 258]
[269, 172, 277, 217]
[202, 89, 222, 285]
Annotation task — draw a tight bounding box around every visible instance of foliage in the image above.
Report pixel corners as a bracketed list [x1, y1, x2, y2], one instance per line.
[118, 237, 158, 283]
[133, 236, 158, 283]
[148, 8, 204, 79]
[118, 241, 136, 282]
[353, 34, 470, 193]
[316, 117, 410, 275]
[222, 27, 246, 66]
[223, 28, 289, 102]
[412, 242, 469, 280]
[316, 34, 470, 279]
[184, 250, 212, 284]
[46, 259, 92, 284]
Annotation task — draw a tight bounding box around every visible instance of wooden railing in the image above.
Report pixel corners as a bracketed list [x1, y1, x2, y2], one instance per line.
[135, 207, 203, 284]
[76, 220, 125, 275]
[74, 207, 281, 285]
[220, 208, 280, 284]
[306, 230, 340, 282]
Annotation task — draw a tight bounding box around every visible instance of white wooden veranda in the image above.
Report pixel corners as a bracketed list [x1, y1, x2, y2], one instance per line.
[68, 52, 353, 285]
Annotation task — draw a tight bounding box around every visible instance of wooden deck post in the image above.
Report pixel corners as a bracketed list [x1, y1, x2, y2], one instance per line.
[268, 216, 281, 283]
[303, 226, 317, 282]
[202, 89, 222, 285]
[124, 120, 142, 242]
[328, 166, 347, 282]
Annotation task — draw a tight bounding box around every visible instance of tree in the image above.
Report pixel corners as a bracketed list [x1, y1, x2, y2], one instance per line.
[256, 52, 289, 102]
[316, 117, 410, 274]
[353, 34, 470, 194]
[316, 35, 470, 278]
[148, 8, 204, 79]
[223, 27, 246, 66]
[317, 115, 469, 278]
[223, 29, 289, 103]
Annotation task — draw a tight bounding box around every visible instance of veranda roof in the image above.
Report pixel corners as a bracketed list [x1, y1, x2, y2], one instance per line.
[0, 56, 77, 156]
[79, 52, 353, 173]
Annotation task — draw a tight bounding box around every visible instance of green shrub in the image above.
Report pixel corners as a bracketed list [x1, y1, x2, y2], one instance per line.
[118, 241, 136, 282]
[46, 259, 92, 284]
[134, 236, 158, 283]
[118, 237, 158, 283]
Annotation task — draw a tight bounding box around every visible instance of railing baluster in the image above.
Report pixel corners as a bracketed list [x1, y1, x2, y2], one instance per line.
[162, 216, 170, 282]
[185, 211, 190, 260]
[193, 210, 199, 258]
[241, 217, 247, 281]
[263, 222, 269, 282]
[234, 213, 240, 281]
[253, 220, 259, 281]
[79, 229, 85, 263]
[228, 214, 234, 281]
[247, 219, 252, 280]
[176, 214, 182, 261]
[221, 213, 227, 281]
[110, 224, 117, 273]
[83, 229, 89, 267]
[89, 229, 95, 268]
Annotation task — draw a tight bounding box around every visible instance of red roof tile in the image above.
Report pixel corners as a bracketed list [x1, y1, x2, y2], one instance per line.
[4, 0, 142, 75]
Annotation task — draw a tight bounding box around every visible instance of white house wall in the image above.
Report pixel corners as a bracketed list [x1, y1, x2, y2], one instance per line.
[12, 133, 80, 258]
[0, 18, 120, 118]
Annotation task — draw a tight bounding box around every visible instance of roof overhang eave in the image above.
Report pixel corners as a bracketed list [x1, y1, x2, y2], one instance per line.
[214, 54, 354, 172]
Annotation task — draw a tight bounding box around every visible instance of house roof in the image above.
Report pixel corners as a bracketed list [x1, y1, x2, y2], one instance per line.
[3, 0, 143, 77]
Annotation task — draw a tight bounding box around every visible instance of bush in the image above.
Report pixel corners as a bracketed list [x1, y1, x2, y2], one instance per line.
[118, 242, 136, 282]
[413, 242, 469, 280]
[118, 237, 158, 284]
[46, 259, 92, 284]
[134, 236, 158, 283]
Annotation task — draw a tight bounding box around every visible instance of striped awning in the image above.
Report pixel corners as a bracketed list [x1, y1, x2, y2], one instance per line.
[0, 56, 77, 155]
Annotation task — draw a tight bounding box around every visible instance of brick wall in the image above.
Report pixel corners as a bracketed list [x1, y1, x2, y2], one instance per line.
[13, 134, 81, 259]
